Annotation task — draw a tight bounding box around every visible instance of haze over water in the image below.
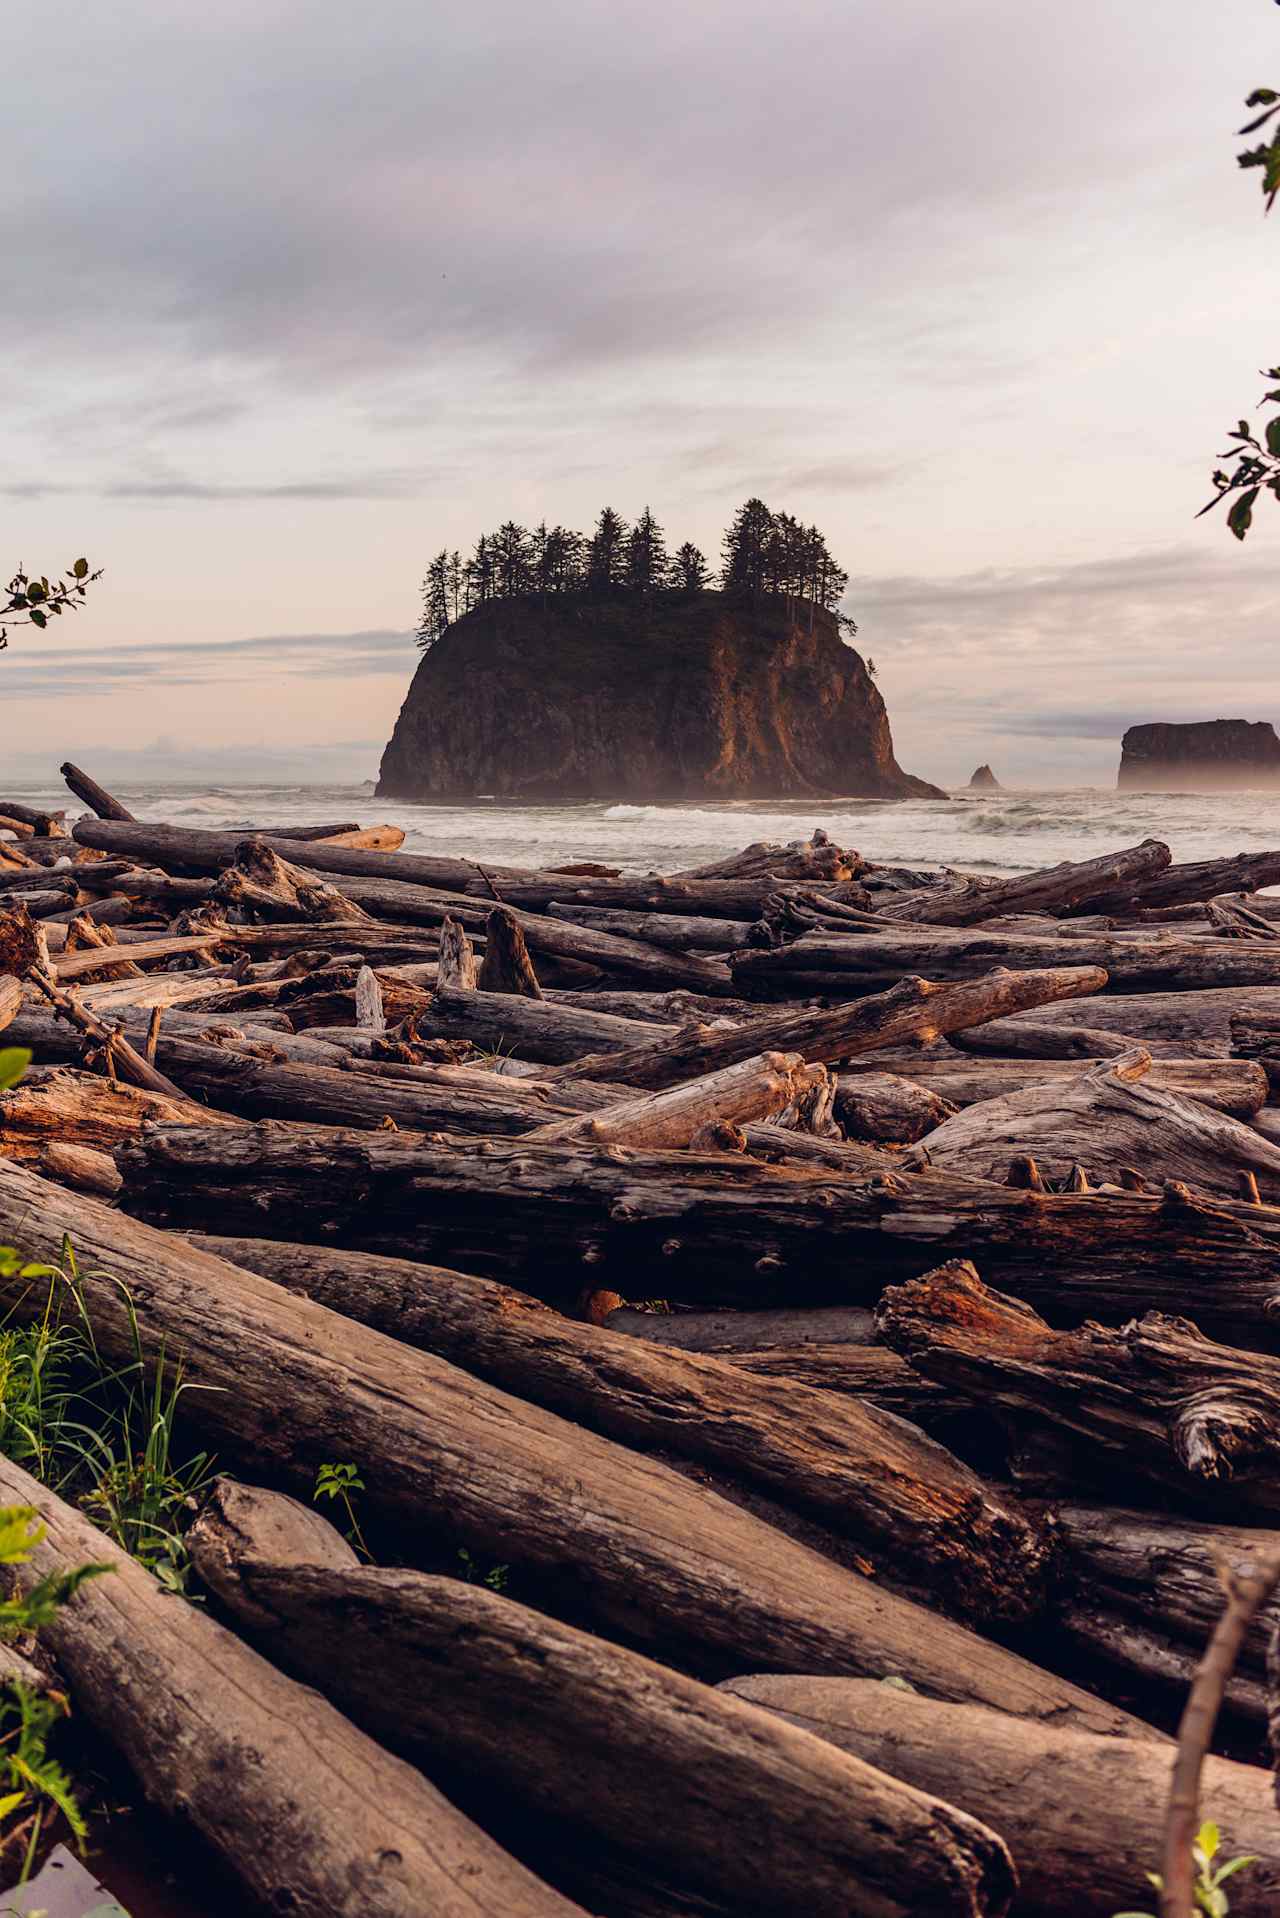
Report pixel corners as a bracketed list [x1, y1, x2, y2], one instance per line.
[20, 781, 1280, 880]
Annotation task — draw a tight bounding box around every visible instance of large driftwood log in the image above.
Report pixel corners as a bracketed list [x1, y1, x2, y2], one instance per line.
[833, 1072, 956, 1141]
[530, 1053, 832, 1151]
[187, 1483, 1017, 1918]
[910, 1049, 1280, 1199]
[547, 902, 756, 951]
[877, 1259, 1280, 1516]
[1086, 848, 1280, 915]
[732, 927, 1280, 996]
[61, 760, 136, 820]
[1002, 986, 1280, 1055]
[416, 984, 668, 1062]
[548, 965, 1109, 1090]
[0, 1453, 584, 1917]
[948, 1017, 1140, 1058]
[0, 1065, 241, 1160]
[117, 1119, 1280, 1337]
[877, 839, 1171, 927]
[845, 1052, 1268, 1119]
[721, 1677, 1276, 1918]
[0, 975, 20, 1034]
[185, 1234, 1050, 1619]
[0, 1162, 1147, 1729]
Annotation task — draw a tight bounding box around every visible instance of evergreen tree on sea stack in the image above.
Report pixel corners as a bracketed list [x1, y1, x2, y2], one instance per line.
[413, 499, 852, 647]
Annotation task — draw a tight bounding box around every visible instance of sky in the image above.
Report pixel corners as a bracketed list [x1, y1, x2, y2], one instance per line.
[5, 0, 1280, 790]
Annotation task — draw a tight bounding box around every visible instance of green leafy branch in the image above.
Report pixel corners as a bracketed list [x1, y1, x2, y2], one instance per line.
[1115, 1818, 1258, 1918]
[313, 1460, 370, 1560]
[1, 559, 100, 649]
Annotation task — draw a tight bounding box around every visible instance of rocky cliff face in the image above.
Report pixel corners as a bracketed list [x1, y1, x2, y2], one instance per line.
[1117, 720, 1280, 791]
[377, 591, 943, 802]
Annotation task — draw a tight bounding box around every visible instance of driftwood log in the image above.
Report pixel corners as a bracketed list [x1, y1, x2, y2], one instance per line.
[910, 1049, 1280, 1199]
[721, 1677, 1277, 1918]
[0, 1159, 1143, 1728]
[186, 1234, 1051, 1620]
[876, 838, 1171, 927]
[841, 1052, 1267, 1119]
[877, 1259, 1280, 1516]
[547, 964, 1109, 1089]
[186, 1479, 1017, 1918]
[115, 1117, 1280, 1341]
[0, 1452, 584, 1916]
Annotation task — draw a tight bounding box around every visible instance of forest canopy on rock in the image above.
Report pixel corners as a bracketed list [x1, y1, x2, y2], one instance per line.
[415, 500, 853, 648]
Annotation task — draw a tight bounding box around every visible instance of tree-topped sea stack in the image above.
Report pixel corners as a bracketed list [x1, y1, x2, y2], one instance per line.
[378, 501, 943, 801]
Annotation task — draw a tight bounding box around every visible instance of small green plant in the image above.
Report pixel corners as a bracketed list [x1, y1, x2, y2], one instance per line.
[457, 1547, 509, 1594]
[0, 1507, 110, 1877]
[313, 1461, 370, 1560]
[1115, 1819, 1258, 1917]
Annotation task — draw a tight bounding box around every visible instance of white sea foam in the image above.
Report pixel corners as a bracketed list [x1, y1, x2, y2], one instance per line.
[18, 780, 1280, 879]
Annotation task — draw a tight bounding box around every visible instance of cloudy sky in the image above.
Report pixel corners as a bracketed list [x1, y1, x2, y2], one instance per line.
[5, 0, 1280, 789]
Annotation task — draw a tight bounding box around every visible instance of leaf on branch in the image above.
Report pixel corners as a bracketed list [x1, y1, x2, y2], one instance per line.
[1228, 487, 1261, 539]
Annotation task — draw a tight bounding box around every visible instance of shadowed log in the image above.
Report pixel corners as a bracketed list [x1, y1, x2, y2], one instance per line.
[479, 907, 543, 996]
[877, 1259, 1280, 1516]
[847, 1053, 1267, 1118]
[186, 1481, 1018, 1918]
[721, 1678, 1276, 1918]
[0, 1159, 1144, 1728]
[185, 1233, 1051, 1620]
[530, 1053, 832, 1151]
[61, 761, 135, 821]
[0, 1452, 586, 1916]
[117, 1118, 1280, 1338]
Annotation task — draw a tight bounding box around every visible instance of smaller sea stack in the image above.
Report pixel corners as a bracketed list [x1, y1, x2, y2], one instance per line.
[967, 765, 1000, 791]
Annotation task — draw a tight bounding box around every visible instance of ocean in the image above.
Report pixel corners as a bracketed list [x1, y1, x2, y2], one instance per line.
[16, 780, 1280, 878]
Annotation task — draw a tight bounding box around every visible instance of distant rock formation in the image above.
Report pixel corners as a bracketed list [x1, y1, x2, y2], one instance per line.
[377, 591, 945, 802]
[1117, 720, 1280, 792]
[968, 764, 1000, 791]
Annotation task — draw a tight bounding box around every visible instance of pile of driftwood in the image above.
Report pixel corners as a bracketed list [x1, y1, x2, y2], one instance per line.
[5, 769, 1280, 1913]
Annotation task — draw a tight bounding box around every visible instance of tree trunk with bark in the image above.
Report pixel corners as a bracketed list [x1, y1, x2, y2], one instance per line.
[877, 1258, 1280, 1516]
[183, 1233, 1051, 1621]
[0, 1452, 585, 1917]
[0, 1159, 1150, 1731]
[478, 907, 544, 996]
[186, 1481, 1018, 1918]
[720, 1677, 1277, 1918]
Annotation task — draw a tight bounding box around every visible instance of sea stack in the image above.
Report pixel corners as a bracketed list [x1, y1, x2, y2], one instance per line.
[377, 591, 944, 801]
[1117, 720, 1280, 792]
[967, 765, 1000, 791]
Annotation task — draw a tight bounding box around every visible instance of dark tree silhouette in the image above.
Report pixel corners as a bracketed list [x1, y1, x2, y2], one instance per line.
[492, 521, 532, 599]
[587, 507, 629, 590]
[626, 507, 668, 596]
[417, 550, 451, 649]
[2, 559, 101, 651]
[464, 533, 496, 609]
[672, 542, 710, 591]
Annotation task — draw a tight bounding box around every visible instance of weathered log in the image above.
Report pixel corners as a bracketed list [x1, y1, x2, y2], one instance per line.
[184, 1233, 1050, 1618]
[69, 818, 800, 919]
[876, 839, 1171, 927]
[548, 965, 1109, 1091]
[1231, 1007, 1280, 1094]
[910, 1049, 1280, 1198]
[601, 1304, 877, 1351]
[27, 961, 191, 1100]
[833, 1072, 956, 1142]
[855, 1052, 1268, 1118]
[671, 830, 859, 884]
[722, 1678, 1275, 1918]
[116, 1113, 1280, 1338]
[530, 1053, 832, 1151]
[877, 1259, 1280, 1516]
[548, 901, 755, 951]
[1004, 986, 1280, 1056]
[0, 974, 19, 1034]
[1086, 848, 1280, 915]
[52, 931, 223, 981]
[733, 926, 1280, 996]
[0, 1065, 240, 1161]
[419, 983, 666, 1063]
[60, 760, 135, 820]
[721, 1343, 971, 1418]
[0, 1452, 583, 1916]
[0, 801, 65, 835]
[0, 1160, 1142, 1727]
[1054, 1504, 1280, 1724]
[478, 905, 543, 996]
[187, 1484, 1017, 1918]
[436, 914, 478, 990]
[546, 987, 773, 1024]
[36, 1139, 123, 1196]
